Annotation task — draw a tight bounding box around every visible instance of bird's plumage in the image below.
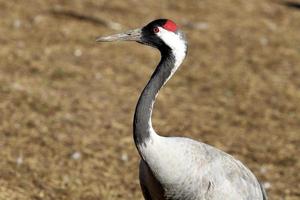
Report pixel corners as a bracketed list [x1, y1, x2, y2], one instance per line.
[139, 134, 264, 200]
[97, 19, 268, 200]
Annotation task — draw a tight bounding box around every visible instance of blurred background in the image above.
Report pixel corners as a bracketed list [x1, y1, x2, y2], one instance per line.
[0, 0, 299, 199]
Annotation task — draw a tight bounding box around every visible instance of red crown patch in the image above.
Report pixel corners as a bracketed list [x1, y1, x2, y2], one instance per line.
[163, 20, 177, 32]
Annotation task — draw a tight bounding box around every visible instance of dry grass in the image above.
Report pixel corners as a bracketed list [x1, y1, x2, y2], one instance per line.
[0, 0, 299, 199]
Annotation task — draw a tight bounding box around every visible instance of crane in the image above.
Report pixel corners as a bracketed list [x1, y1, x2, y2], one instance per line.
[96, 19, 268, 200]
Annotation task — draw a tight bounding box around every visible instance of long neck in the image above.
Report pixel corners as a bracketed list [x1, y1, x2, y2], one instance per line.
[133, 48, 183, 146]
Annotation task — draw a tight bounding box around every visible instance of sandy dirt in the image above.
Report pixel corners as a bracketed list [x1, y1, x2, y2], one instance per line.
[0, 0, 299, 199]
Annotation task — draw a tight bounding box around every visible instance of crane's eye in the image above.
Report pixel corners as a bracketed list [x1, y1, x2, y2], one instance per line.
[153, 27, 160, 33]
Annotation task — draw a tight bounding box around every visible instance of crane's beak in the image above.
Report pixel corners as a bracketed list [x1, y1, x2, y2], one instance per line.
[96, 28, 142, 42]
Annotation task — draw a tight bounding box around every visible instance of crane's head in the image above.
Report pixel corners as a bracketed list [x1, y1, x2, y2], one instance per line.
[96, 19, 187, 55]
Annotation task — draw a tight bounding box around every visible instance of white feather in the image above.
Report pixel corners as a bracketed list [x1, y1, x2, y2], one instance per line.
[156, 27, 187, 83]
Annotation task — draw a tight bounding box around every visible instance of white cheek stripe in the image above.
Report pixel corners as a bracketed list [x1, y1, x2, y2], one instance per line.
[156, 28, 187, 83]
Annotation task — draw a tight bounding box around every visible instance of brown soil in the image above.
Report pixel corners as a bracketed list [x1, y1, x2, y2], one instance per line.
[0, 0, 299, 199]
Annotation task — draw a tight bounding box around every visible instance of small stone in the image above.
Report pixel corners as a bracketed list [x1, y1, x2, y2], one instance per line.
[71, 151, 81, 160]
[39, 191, 45, 198]
[121, 153, 128, 162]
[95, 72, 102, 80]
[108, 22, 122, 30]
[16, 155, 23, 166]
[74, 49, 82, 57]
[259, 37, 268, 46]
[263, 182, 272, 189]
[33, 15, 44, 24]
[13, 19, 21, 28]
[260, 166, 267, 174]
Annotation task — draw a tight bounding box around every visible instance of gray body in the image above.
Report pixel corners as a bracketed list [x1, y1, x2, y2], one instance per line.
[96, 19, 268, 200]
[138, 136, 266, 200]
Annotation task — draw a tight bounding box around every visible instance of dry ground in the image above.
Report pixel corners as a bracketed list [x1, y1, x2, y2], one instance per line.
[0, 0, 300, 199]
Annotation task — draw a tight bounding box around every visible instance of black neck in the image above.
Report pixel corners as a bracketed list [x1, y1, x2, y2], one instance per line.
[133, 48, 175, 146]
